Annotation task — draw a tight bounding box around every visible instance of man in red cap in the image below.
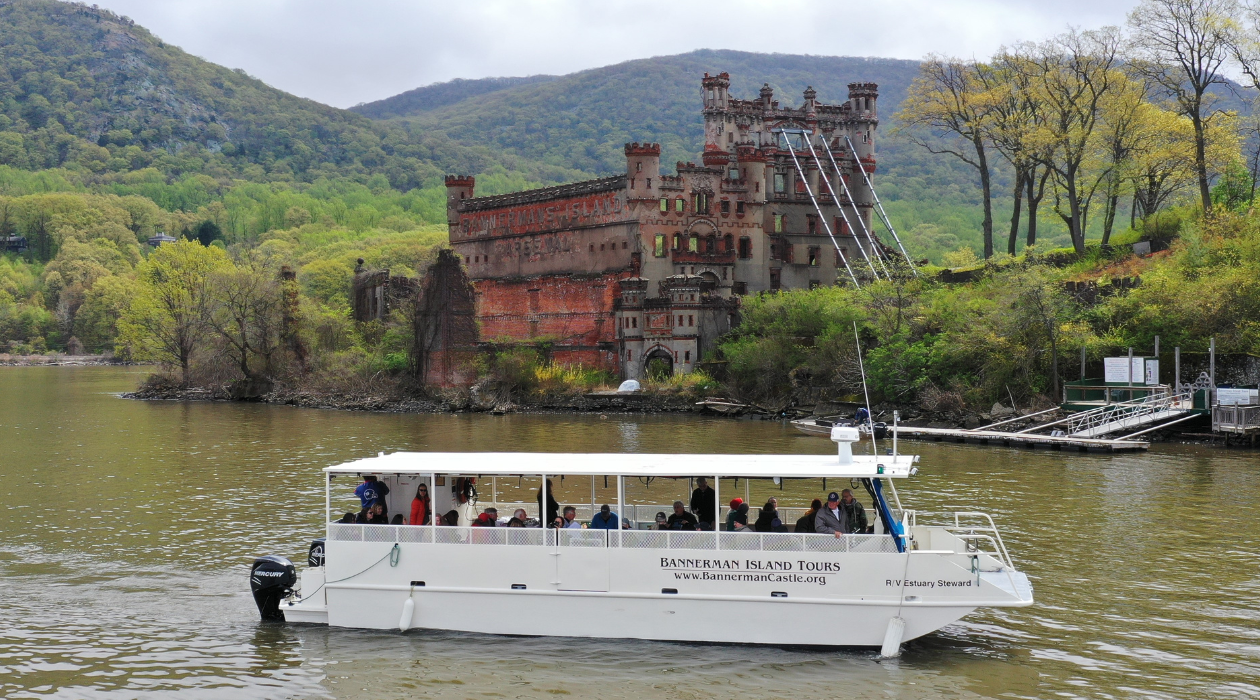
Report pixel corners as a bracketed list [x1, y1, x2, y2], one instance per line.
[725, 498, 744, 531]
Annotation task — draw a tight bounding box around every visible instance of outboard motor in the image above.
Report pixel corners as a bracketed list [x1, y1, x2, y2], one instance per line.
[308, 538, 326, 568]
[250, 555, 296, 621]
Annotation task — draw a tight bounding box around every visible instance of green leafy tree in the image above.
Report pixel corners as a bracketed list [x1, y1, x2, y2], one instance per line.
[118, 240, 230, 385]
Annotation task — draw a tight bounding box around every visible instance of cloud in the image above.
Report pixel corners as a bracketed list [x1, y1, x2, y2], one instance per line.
[94, 0, 1138, 108]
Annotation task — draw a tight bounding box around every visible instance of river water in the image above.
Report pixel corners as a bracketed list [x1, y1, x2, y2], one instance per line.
[0, 366, 1256, 699]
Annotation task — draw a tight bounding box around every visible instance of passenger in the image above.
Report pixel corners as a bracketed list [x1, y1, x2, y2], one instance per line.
[507, 517, 525, 527]
[441, 509, 460, 526]
[473, 512, 496, 527]
[690, 477, 717, 531]
[725, 498, 744, 531]
[754, 501, 776, 532]
[815, 491, 851, 537]
[839, 489, 869, 533]
[667, 501, 699, 531]
[555, 505, 582, 529]
[409, 483, 431, 526]
[622, 518, 633, 530]
[795, 499, 823, 533]
[589, 504, 619, 530]
[354, 475, 390, 516]
[483, 507, 499, 524]
[358, 502, 388, 524]
[654, 512, 669, 530]
[537, 479, 560, 526]
[731, 511, 752, 532]
[390, 513, 403, 524]
[338, 512, 357, 524]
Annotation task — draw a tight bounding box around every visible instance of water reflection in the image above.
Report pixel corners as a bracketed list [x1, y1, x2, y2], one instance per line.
[0, 367, 1257, 699]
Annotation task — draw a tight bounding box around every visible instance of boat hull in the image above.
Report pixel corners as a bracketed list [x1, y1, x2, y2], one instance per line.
[318, 586, 976, 647]
[280, 530, 1031, 648]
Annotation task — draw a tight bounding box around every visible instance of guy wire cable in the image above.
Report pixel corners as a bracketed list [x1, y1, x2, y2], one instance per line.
[776, 129, 861, 288]
[803, 133, 883, 278]
[843, 135, 919, 277]
[818, 135, 894, 275]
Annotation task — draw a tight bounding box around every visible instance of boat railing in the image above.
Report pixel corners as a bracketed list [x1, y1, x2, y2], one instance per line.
[328, 523, 901, 554]
[943, 510, 1013, 568]
[485, 502, 815, 527]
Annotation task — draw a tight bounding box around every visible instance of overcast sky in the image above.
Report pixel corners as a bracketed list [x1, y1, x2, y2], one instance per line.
[93, 0, 1139, 109]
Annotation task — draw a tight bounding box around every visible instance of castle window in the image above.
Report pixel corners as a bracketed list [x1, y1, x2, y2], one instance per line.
[660, 198, 668, 212]
[678, 315, 683, 326]
[636, 162, 642, 172]
[627, 349, 632, 361]
[835, 216, 848, 236]
[688, 315, 694, 326]
[808, 247, 820, 266]
[630, 179, 635, 189]
[704, 236, 715, 253]
[622, 241, 628, 249]
[632, 317, 637, 328]
[673, 233, 682, 251]
[689, 235, 699, 252]
[774, 173, 786, 194]
[723, 234, 733, 252]
[600, 243, 605, 251]
[692, 192, 709, 214]
[728, 167, 738, 179]
[646, 178, 651, 188]
[738, 236, 752, 259]
[808, 215, 816, 235]
[770, 270, 781, 290]
[755, 182, 760, 192]
[655, 234, 665, 257]
[770, 243, 777, 259]
[590, 244, 595, 252]
[685, 351, 691, 362]
[727, 132, 733, 143]
[675, 198, 684, 213]
[736, 201, 745, 214]
[773, 214, 783, 233]
[720, 200, 730, 214]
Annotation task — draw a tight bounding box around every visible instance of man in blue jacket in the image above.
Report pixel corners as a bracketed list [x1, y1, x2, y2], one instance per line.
[354, 475, 390, 515]
[589, 504, 619, 530]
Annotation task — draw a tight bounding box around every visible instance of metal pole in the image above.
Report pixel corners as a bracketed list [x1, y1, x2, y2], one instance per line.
[1153, 335, 1160, 388]
[617, 475, 624, 534]
[820, 137, 894, 273]
[1081, 346, 1086, 380]
[1128, 346, 1134, 398]
[802, 133, 883, 277]
[844, 135, 918, 276]
[714, 476, 721, 541]
[776, 131, 861, 287]
[1175, 346, 1181, 393]
[542, 474, 548, 529]
[1210, 337, 1216, 406]
[325, 473, 331, 526]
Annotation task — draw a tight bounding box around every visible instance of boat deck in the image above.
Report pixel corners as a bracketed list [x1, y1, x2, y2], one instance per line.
[893, 425, 1148, 452]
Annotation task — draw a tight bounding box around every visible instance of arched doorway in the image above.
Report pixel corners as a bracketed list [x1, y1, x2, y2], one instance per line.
[643, 347, 674, 380]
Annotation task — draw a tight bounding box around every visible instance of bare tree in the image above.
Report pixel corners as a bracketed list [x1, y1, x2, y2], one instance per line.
[983, 47, 1050, 254]
[1128, 0, 1238, 212]
[895, 56, 998, 258]
[1030, 28, 1123, 253]
[205, 257, 285, 381]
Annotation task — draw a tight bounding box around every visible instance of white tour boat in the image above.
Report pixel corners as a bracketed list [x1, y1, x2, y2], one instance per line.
[249, 428, 1033, 656]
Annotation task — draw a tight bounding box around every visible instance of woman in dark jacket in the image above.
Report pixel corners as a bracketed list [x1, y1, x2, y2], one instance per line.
[536, 479, 560, 526]
[754, 501, 778, 533]
[795, 499, 823, 533]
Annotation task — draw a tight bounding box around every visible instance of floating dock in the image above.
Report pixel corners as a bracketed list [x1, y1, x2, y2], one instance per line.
[893, 425, 1148, 452]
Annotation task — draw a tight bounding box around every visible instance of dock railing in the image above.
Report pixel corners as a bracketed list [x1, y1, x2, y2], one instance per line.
[1212, 404, 1260, 434]
[328, 522, 901, 554]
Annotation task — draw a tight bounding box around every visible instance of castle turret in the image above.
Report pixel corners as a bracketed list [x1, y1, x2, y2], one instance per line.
[737, 145, 767, 204]
[445, 175, 475, 227]
[702, 72, 732, 152]
[625, 143, 661, 199]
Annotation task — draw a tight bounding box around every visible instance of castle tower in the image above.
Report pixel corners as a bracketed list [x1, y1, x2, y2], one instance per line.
[846, 82, 880, 239]
[702, 72, 731, 153]
[624, 142, 661, 200]
[445, 175, 475, 227]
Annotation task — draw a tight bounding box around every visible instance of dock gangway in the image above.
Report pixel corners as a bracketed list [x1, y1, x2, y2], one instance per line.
[1045, 391, 1195, 438]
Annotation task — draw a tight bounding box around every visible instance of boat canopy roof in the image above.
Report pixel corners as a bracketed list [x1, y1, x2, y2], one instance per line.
[325, 452, 917, 479]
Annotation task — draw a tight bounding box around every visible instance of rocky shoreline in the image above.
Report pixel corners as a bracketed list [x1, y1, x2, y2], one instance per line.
[0, 353, 128, 367]
[121, 383, 707, 415]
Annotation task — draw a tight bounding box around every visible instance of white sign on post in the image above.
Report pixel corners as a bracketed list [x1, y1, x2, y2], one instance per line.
[1145, 359, 1159, 386]
[1103, 357, 1145, 384]
[1217, 388, 1259, 405]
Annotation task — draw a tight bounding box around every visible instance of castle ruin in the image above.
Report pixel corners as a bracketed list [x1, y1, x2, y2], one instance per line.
[447, 72, 883, 380]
